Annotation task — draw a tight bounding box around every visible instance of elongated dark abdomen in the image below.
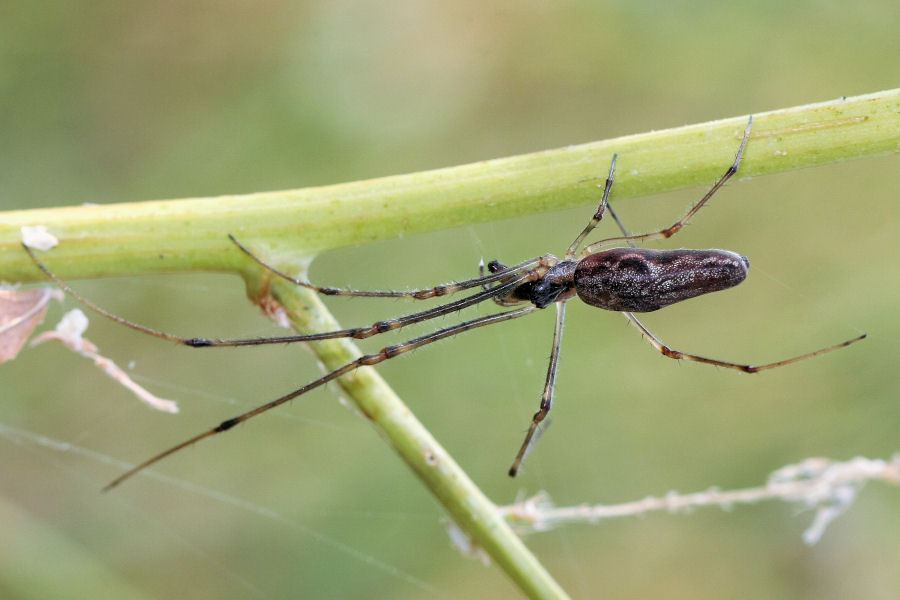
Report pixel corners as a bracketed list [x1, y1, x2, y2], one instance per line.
[575, 248, 749, 312]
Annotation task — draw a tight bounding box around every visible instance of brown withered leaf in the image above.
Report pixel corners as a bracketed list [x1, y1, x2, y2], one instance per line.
[0, 288, 53, 363]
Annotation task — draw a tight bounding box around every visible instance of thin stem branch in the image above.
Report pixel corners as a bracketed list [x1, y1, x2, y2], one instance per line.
[499, 456, 900, 545]
[258, 275, 570, 600]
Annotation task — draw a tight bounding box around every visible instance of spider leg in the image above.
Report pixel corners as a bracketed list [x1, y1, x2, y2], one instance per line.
[184, 273, 536, 347]
[582, 116, 753, 255]
[104, 305, 538, 490]
[229, 234, 542, 299]
[622, 311, 865, 373]
[509, 301, 567, 477]
[23, 243, 543, 348]
[566, 153, 617, 257]
[605, 202, 634, 245]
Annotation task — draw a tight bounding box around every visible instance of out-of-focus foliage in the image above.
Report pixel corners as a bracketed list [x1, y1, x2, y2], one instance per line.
[1, 2, 898, 598]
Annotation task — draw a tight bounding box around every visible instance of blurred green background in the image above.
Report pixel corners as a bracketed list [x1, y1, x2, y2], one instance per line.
[2, 2, 898, 599]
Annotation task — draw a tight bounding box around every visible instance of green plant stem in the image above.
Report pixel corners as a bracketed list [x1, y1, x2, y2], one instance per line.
[1, 89, 897, 282]
[2, 89, 898, 600]
[258, 275, 570, 600]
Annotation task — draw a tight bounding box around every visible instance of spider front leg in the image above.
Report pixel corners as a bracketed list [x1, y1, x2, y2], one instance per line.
[565, 153, 618, 258]
[230, 234, 542, 299]
[623, 312, 865, 373]
[105, 305, 538, 490]
[509, 301, 567, 477]
[23, 243, 544, 348]
[582, 116, 754, 255]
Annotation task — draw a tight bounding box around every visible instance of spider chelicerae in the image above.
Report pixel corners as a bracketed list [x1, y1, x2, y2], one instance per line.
[23, 116, 864, 489]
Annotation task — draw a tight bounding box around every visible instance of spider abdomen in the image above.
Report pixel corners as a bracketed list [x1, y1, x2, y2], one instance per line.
[574, 248, 749, 312]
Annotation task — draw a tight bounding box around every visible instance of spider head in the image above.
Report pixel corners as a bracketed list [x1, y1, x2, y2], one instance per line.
[526, 259, 578, 308]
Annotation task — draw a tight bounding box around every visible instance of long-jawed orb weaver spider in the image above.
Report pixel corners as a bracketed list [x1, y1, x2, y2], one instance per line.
[23, 116, 865, 488]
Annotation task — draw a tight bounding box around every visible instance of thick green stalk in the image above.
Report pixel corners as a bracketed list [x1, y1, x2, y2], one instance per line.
[1, 89, 897, 281]
[2, 89, 898, 599]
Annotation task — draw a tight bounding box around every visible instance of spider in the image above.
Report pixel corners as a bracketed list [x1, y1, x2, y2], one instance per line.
[23, 116, 865, 489]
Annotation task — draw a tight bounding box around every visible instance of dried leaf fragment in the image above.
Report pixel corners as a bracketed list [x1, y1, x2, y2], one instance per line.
[31, 309, 180, 414]
[0, 287, 55, 363]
